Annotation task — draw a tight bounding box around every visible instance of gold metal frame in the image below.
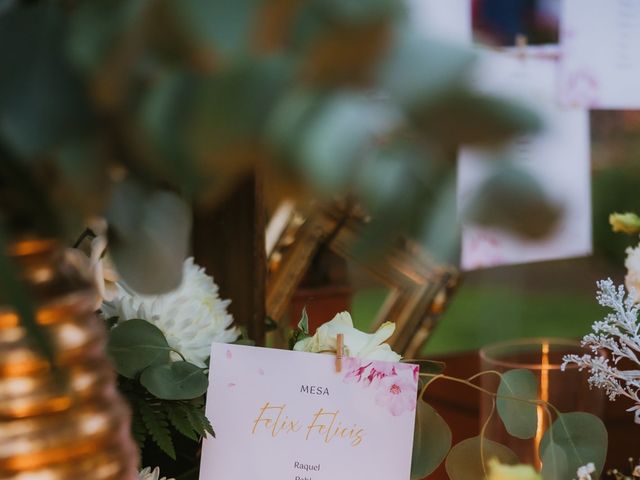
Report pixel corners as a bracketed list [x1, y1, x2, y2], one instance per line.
[266, 203, 459, 357]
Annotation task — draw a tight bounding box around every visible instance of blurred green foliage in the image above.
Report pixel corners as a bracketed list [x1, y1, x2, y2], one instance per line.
[0, 0, 554, 249]
[0, 0, 558, 353]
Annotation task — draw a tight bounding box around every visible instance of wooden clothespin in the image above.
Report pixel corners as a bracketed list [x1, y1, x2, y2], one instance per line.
[336, 334, 344, 373]
[515, 33, 528, 60]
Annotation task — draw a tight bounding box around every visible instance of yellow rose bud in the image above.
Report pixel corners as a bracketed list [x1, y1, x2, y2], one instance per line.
[610, 212, 640, 235]
[487, 458, 542, 480]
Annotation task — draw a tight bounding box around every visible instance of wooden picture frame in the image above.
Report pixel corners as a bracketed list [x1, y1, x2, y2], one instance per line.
[266, 202, 459, 357]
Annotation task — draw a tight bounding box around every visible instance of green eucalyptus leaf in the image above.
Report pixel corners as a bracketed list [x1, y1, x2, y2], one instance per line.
[379, 32, 475, 107]
[293, 93, 401, 193]
[464, 167, 561, 239]
[415, 91, 542, 146]
[107, 319, 172, 378]
[107, 181, 191, 295]
[140, 361, 209, 400]
[540, 441, 569, 480]
[140, 58, 288, 196]
[420, 173, 460, 262]
[354, 142, 413, 213]
[445, 436, 519, 480]
[167, 0, 258, 59]
[351, 142, 426, 255]
[265, 89, 322, 157]
[411, 400, 451, 479]
[67, 0, 147, 71]
[496, 369, 538, 440]
[318, 0, 399, 23]
[539, 412, 607, 480]
[0, 3, 92, 156]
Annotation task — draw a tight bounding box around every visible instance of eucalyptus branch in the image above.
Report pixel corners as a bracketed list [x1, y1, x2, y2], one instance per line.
[480, 398, 496, 478]
[419, 372, 550, 410]
[169, 348, 187, 362]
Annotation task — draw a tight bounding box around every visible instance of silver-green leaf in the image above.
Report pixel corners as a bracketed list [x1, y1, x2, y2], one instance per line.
[107, 319, 172, 378]
[445, 436, 519, 480]
[497, 369, 539, 439]
[411, 400, 451, 479]
[539, 412, 608, 480]
[140, 361, 209, 400]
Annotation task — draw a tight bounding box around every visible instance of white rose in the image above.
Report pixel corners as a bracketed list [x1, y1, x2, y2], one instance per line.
[294, 311, 401, 362]
[625, 243, 640, 303]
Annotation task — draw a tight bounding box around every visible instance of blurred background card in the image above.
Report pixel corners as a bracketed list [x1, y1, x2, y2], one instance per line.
[560, 0, 640, 108]
[407, 0, 472, 43]
[472, 0, 560, 47]
[459, 51, 592, 270]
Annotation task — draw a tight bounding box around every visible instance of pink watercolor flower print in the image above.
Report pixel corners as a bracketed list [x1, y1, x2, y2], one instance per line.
[375, 374, 418, 416]
[344, 358, 373, 384]
[343, 358, 399, 386]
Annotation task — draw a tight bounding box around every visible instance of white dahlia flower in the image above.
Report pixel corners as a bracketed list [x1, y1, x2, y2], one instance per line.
[138, 467, 173, 480]
[625, 243, 640, 303]
[102, 257, 239, 367]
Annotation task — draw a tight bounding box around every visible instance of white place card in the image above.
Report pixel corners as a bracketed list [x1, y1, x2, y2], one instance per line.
[199, 344, 419, 480]
[459, 50, 592, 270]
[560, 0, 640, 109]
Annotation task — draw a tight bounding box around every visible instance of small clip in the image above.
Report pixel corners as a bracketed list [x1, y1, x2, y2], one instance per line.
[336, 333, 344, 373]
[515, 34, 528, 59]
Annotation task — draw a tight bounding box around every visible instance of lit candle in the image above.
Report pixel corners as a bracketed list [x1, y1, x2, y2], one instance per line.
[534, 342, 550, 469]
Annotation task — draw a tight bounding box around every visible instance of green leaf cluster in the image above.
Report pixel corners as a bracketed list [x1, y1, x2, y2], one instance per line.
[0, 0, 554, 266]
[108, 319, 209, 400]
[121, 378, 214, 460]
[410, 369, 609, 480]
[0, 0, 559, 358]
[107, 319, 213, 457]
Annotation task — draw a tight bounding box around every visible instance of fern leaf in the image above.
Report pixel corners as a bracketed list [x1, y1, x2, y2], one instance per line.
[131, 408, 148, 447]
[167, 404, 198, 441]
[185, 403, 215, 438]
[139, 402, 176, 459]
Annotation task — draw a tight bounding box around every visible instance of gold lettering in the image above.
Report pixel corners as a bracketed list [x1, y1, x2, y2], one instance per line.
[251, 403, 301, 437]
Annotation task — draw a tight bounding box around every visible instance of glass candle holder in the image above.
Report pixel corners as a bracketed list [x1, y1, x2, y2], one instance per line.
[479, 338, 603, 468]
